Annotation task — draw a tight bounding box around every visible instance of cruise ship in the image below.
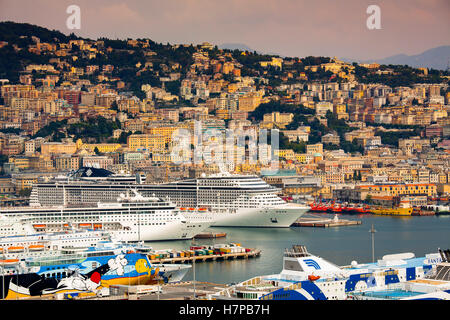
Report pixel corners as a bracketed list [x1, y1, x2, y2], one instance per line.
[30, 168, 308, 228]
[0, 191, 211, 242]
[209, 245, 443, 300]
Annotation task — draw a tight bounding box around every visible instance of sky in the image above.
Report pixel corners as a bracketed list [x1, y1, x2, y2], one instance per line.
[0, 0, 449, 61]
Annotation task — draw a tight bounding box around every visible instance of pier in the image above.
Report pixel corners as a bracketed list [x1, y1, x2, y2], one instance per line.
[148, 249, 261, 264]
[292, 216, 362, 228]
[138, 281, 228, 300]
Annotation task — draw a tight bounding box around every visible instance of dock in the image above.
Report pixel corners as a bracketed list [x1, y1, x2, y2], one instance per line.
[148, 249, 261, 264]
[48, 282, 228, 300]
[138, 281, 228, 300]
[292, 216, 362, 228]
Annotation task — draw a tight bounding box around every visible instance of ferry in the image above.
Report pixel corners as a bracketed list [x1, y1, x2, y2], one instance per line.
[0, 242, 191, 300]
[348, 248, 450, 300]
[209, 245, 442, 300]
[0, 191, 211, 242]
[0, 229, 111, 260]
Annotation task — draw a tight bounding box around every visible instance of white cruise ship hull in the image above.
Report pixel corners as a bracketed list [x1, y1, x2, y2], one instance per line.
[109, 221, 212, 242]
[188, 204, 308, 228]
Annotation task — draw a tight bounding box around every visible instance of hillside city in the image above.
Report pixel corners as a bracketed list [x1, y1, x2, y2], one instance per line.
[0, 22, 449, 209]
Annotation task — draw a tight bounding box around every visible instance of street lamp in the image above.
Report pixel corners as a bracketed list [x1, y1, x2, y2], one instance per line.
[369, 224, 376, 263]
[191, 239, 196, 300]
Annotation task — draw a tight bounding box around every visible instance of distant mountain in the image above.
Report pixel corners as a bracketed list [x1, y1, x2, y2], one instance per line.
[344, 46, 450, 71]
[219, 43, 282, 57]
[219, 43, 255, 52]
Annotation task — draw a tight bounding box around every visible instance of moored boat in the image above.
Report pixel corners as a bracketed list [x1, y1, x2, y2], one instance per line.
[0, 243, 191, 300]
[209, 245, 443, 300]
[371, 207, 414, 216]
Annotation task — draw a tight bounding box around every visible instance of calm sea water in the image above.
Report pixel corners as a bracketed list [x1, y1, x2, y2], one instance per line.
[146, 213, 450, 284]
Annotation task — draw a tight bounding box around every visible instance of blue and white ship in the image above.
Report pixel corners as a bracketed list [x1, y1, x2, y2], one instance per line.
[209, 245, 443, 300]
[347, 248, 450, 300]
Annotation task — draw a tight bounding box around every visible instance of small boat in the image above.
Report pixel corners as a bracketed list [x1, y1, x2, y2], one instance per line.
[28, 245, 45, 251]
[78, 223, 92, 227]
[308, 275, 320, 281]
[0, 259, 19, 266]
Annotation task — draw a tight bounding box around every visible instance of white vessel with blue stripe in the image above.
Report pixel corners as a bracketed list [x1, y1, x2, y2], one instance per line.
[347, 248, 450, 300]
[209, 245, 443, 300]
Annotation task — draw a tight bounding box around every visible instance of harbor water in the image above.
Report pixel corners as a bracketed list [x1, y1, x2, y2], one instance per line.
[146, 213, 450, 285]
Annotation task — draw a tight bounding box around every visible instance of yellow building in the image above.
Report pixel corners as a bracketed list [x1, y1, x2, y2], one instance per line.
[276, 149, 296, 160]
[437, 183, 450, 195]
[359, 183, 437, 197]
[41, 142, 77, 156]
[333, 104, 346, 114]
[8, 156, 30, 170]
[54, 155, 80, 171]
[127, 134, 166, 152]
[294, 153, 314, 163]
[14, 176, 38, 191]
[259, 57, 283, 69]
[79, 142, 122, 153]
[215, 109, 230, 120]
[306, 143, 323, 155]
[238, 93, 262, 112]
[145, 125, 187, 144]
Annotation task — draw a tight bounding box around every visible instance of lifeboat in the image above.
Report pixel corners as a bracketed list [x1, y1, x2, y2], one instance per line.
[198, 208, 207, 211]
[79, 223, 92, 227]
[28, 245, 45, 251]
[0, 259, 19, 266]
[33, 224, 46, 228]
[7, 246, 24, 252]
[308, 275, 321, 281]
[188, 208, 195, 211]
[93, 223, 102, 229]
